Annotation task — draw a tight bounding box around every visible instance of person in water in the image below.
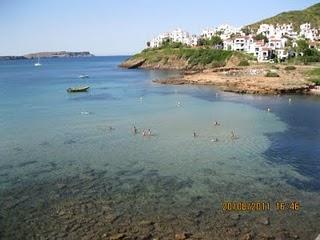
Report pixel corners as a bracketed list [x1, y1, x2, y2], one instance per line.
[214, 121, 220, 126]
[231, 130, 239, 140]
[132, 126, 137, 134]
[193, 131, 197, 138]
[142, 130, 146, 137]
[147, 129, 152, 136]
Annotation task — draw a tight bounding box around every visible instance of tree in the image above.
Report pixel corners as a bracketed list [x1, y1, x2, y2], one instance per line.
[295, 39, 320, 64]
[197, 37, 207, 46]
[296, 39, 309, 54]
[198, 35, 223, 47]
[209, 35, 223, 46]
[254, 33, 269, 43]
[285, 38, 293, 48]
[241, 27, 251, 36]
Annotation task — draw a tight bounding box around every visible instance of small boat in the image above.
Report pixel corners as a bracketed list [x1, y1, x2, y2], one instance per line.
[67, 86, 90, 93]
[34, 57, 42, 67]
[79, 74, 89, 79]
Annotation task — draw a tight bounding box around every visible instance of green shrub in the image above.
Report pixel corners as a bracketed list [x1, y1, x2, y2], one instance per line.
[284, 65, 296, 70]
[308, 68, 320, 85]
[238, 60, 250, 66]
[312, 79, 320, 85]
[265, 71, 280, 77]
[181, 48, 233, 66]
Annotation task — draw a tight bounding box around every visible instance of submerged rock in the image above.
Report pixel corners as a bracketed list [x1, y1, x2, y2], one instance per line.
[175, 232, 191, 240]
[139, 220, 155, 226]
[110, 233, 126, 240]
[240, 232, 255, 240]
[257, 216, 270, 225]
[230, 213, 241, 221]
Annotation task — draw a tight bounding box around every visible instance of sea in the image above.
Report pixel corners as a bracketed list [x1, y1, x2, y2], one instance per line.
[0, 56, 319, 239]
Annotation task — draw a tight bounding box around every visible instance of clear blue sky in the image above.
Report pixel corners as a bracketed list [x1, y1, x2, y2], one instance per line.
[0, 0, 319, 56]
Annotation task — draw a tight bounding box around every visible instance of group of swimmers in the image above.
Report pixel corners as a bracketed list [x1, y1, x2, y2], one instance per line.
[193, 121, 239, 142]
[109, 120, 238, 141]
[132, 125, 152, 137]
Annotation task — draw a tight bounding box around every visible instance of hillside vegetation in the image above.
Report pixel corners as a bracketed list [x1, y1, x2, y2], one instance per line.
[121, 45, 251, 70]
[247, 3, 320, 31]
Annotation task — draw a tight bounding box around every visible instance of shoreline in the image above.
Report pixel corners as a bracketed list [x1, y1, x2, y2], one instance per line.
[153, 65, 319, 95]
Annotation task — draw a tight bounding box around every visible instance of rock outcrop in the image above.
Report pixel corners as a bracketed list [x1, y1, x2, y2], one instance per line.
[120, 55, 189, 70]
[119, 57, 146, 69]
[154, 65, 316, 95]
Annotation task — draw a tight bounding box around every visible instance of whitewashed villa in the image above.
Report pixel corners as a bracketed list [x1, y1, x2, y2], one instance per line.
[147, 23, 320, 62]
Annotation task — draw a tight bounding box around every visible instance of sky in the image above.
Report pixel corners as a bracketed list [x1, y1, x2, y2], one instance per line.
[0, 0, 319, 56]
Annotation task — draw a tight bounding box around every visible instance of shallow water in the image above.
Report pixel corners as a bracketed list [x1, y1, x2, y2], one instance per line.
[0, 57, 319, 239]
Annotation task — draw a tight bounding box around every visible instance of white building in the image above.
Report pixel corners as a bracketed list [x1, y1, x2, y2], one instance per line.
[147, 22, 318, 62]
[202, 24, 242, 40]
[223, 35, 254, 52]
[300, 23, 319, 41]
[149, 32, 170, 48]
[148, 28, 198, 48]
[257, 23, 297, 39]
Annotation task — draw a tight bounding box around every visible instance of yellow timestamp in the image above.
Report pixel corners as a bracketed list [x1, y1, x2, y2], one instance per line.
[275, 201, 300, 211]
[222, 201, 301, 212]
[223, 201, 271, 211]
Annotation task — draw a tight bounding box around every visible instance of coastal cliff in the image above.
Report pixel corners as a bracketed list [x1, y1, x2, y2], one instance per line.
[120, 47, 248, 70]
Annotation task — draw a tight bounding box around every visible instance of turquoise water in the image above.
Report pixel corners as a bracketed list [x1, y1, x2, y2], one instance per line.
[0, 56, 319, 238]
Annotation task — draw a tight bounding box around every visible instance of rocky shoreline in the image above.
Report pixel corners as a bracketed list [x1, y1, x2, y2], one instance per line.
[120, 53, 319, 95]
[153, 65, 318, 95]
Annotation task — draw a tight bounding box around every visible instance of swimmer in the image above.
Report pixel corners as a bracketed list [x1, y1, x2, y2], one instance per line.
[142, 130, 146, 137]
[132, 126, 138, 134]
[108, 126, 114, 131]
[231, 130, 239, 140]
[211, 138, 218, 142]
[231, 130, 236, 139]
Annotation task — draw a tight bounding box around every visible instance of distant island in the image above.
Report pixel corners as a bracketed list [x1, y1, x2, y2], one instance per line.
[0, 51, 94, 60]
[121, 3, 320, 95]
